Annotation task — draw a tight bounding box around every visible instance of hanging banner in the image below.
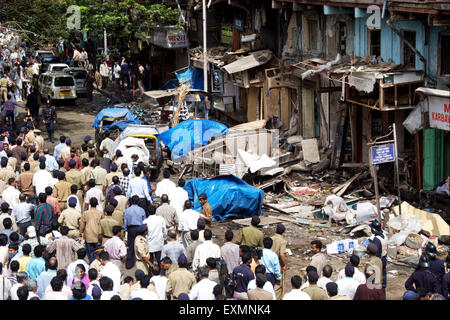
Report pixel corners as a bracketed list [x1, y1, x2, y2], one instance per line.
[148, 26, 187, 49]
[428, 95, 450, 131]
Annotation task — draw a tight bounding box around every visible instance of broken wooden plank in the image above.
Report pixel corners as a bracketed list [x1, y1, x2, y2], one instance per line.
[263, 203, 291, 215]
[331, 172, 362, 196]
[232, 216, 282, 227]
[267, 215, 304, 228]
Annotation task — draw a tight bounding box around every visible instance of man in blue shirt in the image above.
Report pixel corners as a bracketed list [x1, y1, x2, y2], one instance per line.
[43, 148, 59, 172]
[124, 195, 147, 270]
[53, 135, 66, 160]
[36, 256, 58, 298]
[259, 237, 282, 287]
[127, 167, 152, 208]
[232, 251, 254, 300]
[26, 245, 46, 280]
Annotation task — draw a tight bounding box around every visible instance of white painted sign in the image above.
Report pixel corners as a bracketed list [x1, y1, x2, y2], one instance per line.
[428, 96, 450, 131]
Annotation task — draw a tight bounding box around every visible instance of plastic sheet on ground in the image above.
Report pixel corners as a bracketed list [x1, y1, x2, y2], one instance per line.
[183, 175, 264, 222]
[387, 213, 422, 246]
[159, 119, 228, 159]
[92, 107, 140, 130]
[393, 201, 449, 236]
[114, 137, 150, 165]
[235, 149, 277, 178]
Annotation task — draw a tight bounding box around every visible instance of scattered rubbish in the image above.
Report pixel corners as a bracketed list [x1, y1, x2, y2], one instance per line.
[326, 239, 358, 255]
[322, 195, 357, 225]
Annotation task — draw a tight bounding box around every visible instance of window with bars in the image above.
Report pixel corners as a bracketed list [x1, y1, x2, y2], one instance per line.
[440, 34, 450, 76]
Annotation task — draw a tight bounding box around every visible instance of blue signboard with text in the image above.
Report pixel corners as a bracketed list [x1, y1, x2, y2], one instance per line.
[370, 144, 395, 164]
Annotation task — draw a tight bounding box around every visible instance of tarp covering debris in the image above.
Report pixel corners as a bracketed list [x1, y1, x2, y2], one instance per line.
[184, 175, 264, 221]
[92, 108, 140, 131]
[159, 119, 228, 159]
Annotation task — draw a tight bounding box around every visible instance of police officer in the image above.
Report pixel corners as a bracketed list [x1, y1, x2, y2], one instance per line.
[369, 220, 388, 293]
[41, 100, 57, 143]
[404, 254, 440, 298]
[425, 242, 445, 293]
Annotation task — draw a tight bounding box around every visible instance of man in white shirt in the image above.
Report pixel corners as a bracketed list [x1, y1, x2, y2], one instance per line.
[149, 264, 168, 300]
[192, 229, 221, 271]
[2, 178, 20, 209]
[113, 61, 121, 87]
[99, 276, 118, 300]
[336, 264, 360, 300]
[32, 162, 53, 196]
[337, 255, 366, 285]
[155, 169, 176, 199]
[99, 131, 115, 172]
[247, 265, 276, 300]
[282, 275, 311, 300]
[127, 167, 152, 204]
[10, 271, 28, 300]
[43, 277, 68, 300]
[170, 179, 189, 216]
[188, 266, 216, 300]
[99, 60, 109, 89]
[84, 179, 105, 212]
[99, 251, 121, 294]
[143, 206, 166, 265]
[178, 200, 200, 247]
[129, 275, 159, 300]
[317, 264, 334, 291]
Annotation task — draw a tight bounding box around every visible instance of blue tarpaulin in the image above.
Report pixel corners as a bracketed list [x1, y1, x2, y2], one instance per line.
[184, 175, 264, 221]
[159, 119, 228, 159]
[92, 108, 140, 131]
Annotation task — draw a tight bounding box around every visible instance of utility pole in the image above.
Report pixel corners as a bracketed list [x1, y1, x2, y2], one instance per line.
[104, 28, 108, 59]
[202, 0, 208, 119]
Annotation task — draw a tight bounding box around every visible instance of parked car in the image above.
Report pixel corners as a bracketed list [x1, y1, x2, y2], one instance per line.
[38, 71, 77, 105]
[63, 67, 93, 100]
[34, 50, 54, 61]
[39, 55, 60, 73]
[47, 63, 69, 72]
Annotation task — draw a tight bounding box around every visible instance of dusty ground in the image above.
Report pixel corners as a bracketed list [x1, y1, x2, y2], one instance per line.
[15, 91, 413, 300]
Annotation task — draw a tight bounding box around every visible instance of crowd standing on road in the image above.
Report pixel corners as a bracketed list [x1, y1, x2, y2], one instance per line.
[0, 27, 448, 301]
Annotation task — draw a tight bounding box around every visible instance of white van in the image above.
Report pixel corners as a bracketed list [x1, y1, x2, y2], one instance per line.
[47, 63, 69, 72]
[38, 71, 77, 104]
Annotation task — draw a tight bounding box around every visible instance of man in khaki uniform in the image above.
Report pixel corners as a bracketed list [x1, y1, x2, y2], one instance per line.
[58, 197, 82, 239]
[271, 223, 288, 299]
[53, 171, 72, 211]
[237, 215, 264, 248]
[79, 144, 89, 162]
[198, 193, 212, 230]
[34, 130, 44, 152]
[90, 158, 107, 189]
[80, 197, 104, 263]
[24, 129, 36, 147]
[59, 138, 72, 161]
[0, 157, 15, 182]
[103, 163, 120, 193]
[134, 225, 152, 274]
[17, 163, 35, 196]
[166, 254, 196, 300]
[80, 158, 92, 191]
[114, 190, 128, 215]
[109, 198, 124, 228]
[0, 75, 8, 102]
[66, 161, 84, 200]
[302, 271, 328, 300]
[98, 205, 119, 245]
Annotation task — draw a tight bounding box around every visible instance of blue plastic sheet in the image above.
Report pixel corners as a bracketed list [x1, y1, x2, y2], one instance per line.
[184, 175, 264, 221]
[92, 108, 140, 130]
[159, 119, 228, 159]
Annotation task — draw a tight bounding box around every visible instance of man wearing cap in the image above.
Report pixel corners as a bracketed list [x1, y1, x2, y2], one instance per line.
[58, 197, 82, 239]
[65, 160, 83, 201]
[99, 131, 115, 173]
[59, 138, 72, 162]
[271, 223, 288, 299]
[134, 224, 153, 274]
[52, 171, 71, 211]
[198, 193, 212, 229]
[90, 158, 107, 190]
[53, 136, 66, 161]
[404, 254, 440, 296]
[98, 205, 118, 245]
[24, 127, 37, 147]
[166, 254, 196, 300]
[41, 100, 57, 143]
[64, 147, 81, 171]
[237, 215, 264, 248]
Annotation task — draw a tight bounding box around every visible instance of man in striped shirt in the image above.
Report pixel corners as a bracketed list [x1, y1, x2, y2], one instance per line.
[34, 193, 56, 237]
[46, 226, 83, 271]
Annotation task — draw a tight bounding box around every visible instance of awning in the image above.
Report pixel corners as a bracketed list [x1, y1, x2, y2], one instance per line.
[222, 50, 273, 74]
[143, 90, 176, 99]
[416, 87, 450, 131]
[415, 87, 450, 98]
